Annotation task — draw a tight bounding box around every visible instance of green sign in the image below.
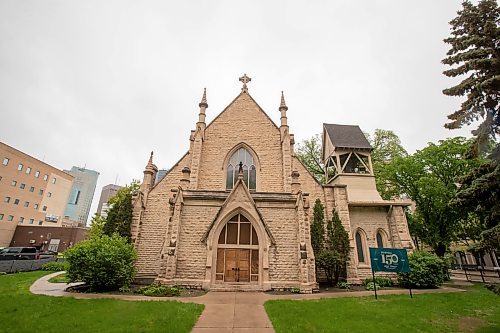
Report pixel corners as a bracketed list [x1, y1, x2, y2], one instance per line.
[369, 248, 410, 273]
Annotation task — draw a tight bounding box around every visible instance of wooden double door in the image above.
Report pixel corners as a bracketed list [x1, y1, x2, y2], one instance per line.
[216, 248, 259, 283]
[224, 249, 250, 282]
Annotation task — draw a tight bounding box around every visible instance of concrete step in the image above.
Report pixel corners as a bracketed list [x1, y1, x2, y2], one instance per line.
[210, 284, 265, 292]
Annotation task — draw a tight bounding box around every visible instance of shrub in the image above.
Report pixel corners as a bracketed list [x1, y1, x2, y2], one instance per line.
[363, 277, 393, 287]
[135, 283, 181, 297]
[64, 234, 137, 291]
[365, 282, 380, 291]
[337, 281, 350, 290]
[41, 261, 69, 272]
[290, 287, 301, 294]
[398, 251, 447, 288]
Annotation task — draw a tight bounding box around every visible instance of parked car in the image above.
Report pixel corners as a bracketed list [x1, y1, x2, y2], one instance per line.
[39, 250, 58, 259]
[0, 247, 40, 260]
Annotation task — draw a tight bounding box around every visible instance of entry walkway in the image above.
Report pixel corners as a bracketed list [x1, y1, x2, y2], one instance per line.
[31, 272, 465, 333]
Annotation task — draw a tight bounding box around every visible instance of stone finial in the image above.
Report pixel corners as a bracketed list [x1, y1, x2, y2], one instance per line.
[199, 88, 208, 108]
[239, 74, 251, 93]
[279, 91, 288, 111]
[145, 151, 158, 172]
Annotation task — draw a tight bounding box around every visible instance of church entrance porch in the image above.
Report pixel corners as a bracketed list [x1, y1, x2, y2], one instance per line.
[214, 213, 260, 285]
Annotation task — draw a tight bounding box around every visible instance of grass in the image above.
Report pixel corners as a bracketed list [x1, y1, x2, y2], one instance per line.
[0, 271, 204, 333]
[265, 286, 500, 333]
[47, 272, 70, 283]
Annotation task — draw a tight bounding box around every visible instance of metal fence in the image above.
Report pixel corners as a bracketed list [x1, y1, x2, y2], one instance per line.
[0, 258, 57, 273]
[452, 265, 500, 283]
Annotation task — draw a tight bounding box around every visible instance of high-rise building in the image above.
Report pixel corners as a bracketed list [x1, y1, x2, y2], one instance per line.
[64, 167, 99, 226]
[0, 142, 74, 246]
[96, 184, 122, 216]
[155, 169, 169, 184]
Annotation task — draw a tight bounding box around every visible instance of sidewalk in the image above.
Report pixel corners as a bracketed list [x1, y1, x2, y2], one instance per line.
[31, 272, 466, 333]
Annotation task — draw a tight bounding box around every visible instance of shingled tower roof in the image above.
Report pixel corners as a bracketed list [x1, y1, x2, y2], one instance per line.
[323, 123, 372, 150]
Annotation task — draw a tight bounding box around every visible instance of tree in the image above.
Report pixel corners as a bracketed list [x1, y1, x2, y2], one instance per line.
[369, 129, 408, 199]
[296, 134, 325, 183]
[442, 0, 499, 156]
[383, 137, 481, 256]
[87, 213, 106, 239]
[315, 211, 350, 286]
[310, 199, 325, 256]
[102, 181, 140, 241]
[451, 159, 500, 248]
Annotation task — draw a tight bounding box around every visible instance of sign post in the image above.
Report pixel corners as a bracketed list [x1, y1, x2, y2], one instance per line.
[369, 248, 411, 299]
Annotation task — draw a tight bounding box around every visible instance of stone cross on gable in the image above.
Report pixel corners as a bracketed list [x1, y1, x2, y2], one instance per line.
[239, 74, 251, 92]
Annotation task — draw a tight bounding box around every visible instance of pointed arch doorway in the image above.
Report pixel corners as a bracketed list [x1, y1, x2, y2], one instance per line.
[215, 213, 260, 284]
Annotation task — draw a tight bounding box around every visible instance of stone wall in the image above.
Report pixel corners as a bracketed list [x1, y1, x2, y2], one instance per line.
[349, 206, 391, 280]
[259, 206, 300, 284]
[174, 202, 219, 280]
[134, 154, 190, 276]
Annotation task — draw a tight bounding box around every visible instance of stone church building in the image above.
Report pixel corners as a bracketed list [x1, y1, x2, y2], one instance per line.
[131, 75, 414, 292]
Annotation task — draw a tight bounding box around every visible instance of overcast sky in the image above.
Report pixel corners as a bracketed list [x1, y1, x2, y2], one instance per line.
[0, 1, 475, 223]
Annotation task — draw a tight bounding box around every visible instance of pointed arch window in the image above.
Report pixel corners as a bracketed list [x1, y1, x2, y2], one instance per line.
[355, 231, 365, 263]
[376, 231, 384, 248]
[226, 148, 256, 191]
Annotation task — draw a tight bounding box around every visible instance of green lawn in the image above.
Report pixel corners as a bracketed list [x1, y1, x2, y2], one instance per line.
[47, 272, 70, 283]
[0, 271, 204, 333]
[265, 286, 500, 333]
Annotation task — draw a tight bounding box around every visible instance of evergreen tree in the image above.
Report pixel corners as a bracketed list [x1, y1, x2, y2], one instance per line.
[442, 0, 499, 156]
[316, 211, 350, 286]
[310, 199, 325, 256]
[102, 181, 139, 241]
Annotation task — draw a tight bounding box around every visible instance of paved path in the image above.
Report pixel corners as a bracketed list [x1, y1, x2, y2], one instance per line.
[31, 272, 466, 333]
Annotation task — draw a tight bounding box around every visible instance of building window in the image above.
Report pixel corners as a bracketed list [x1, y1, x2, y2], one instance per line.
[43, 174, 48, 181]
[376, 231, 384, 248]
[18, 163, 23, 171]
[34, 204, 39, 209]
[8, 215, 14, 221]
[47, 233, 52, 240]
[25, 167, 31, 174]
[19, 217, 24, 224]
[14, 199, 19, 205]
[47, 192, 52, 198]
[38, 221, 42, 225]
[4, 197, 10, 203]
[29, 186, 34, 192]
[68, 189, 81, 205]
[42, 206, 47, 212]
[226, 147, 257, 191]
[39, 189, 44, 195]
[24, 201, 29, 208]
[52, 177, 56, 184]
[11, 180, 17, 186]
[20, 183, 25, 189]
[35, 171, 40, 178]
[2, 158, 9, 166]
[0, 214, 3, 220]
[355, 231, 365, 263]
